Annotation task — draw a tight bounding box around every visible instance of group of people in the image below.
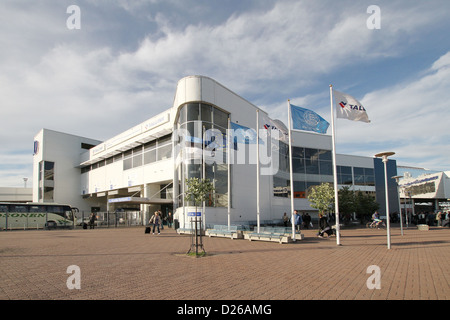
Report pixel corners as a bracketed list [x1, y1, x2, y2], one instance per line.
[283, 211, 335, 238]
[413, 210, 450, 227]
[283, 211, 313, 231]
[148, 210, 173, 234]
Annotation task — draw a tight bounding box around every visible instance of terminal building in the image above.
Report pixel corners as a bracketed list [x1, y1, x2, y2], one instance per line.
[397, 166, 450, 216]
[32, 75, 399, 228]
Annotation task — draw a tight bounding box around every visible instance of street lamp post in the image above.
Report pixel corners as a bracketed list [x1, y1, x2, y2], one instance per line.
[392, 175, 404, 236]
[375, 151, 395, 250]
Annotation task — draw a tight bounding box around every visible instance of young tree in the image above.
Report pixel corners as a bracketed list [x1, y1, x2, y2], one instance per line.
[307, 183, 335, 215]
[185, 177, 215, 210]
[184, 177, 214, 256]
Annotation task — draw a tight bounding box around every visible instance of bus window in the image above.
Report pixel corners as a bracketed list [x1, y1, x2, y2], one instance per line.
[11, 205, 28, 212]
[29, 205, 46, 213]
[48, 205, 63, 214]
[0, 205, 8, 213]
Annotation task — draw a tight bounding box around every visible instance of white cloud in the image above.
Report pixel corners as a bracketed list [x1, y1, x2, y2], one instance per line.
[337, 51, 450, 171]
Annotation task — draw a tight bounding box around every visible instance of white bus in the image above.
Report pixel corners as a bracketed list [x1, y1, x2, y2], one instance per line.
[0, 202, 77, 230]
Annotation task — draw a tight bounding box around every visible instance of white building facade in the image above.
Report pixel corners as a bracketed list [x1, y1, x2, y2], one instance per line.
[32, 76, 398, 228]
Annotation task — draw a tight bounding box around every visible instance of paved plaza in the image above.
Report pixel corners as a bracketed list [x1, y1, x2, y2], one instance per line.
[0, 224, 449, 301]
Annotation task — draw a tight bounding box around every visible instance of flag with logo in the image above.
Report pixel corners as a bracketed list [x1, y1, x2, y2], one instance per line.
[290, 104, 329, 134]
[333, 90, 370, 123]
[259, 112, 289, 142]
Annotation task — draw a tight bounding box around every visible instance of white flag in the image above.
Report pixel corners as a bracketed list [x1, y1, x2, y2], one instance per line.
[259, 111, 289, 142]
[333, 90, 370, 123]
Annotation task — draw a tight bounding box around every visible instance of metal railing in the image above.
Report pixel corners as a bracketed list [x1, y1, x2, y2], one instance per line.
[74, 211, 146, 229]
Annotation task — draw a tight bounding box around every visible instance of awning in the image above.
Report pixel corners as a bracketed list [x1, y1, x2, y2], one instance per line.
[108, 196, 172, 205]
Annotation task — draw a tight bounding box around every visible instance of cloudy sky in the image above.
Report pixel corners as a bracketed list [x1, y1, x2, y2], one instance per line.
[1, 0, 450, 187]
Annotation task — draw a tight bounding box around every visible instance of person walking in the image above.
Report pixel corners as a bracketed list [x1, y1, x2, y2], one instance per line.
[294, 210, 302, 232]
[303, 212, 312, 229]
[283, 212, 289, 227]
[167, 212, 173, 228]
[443, 211, 450, 228]
[149, 211, 161, 234]
[89, 212, 96, 229]
[436, 211, 442, 227]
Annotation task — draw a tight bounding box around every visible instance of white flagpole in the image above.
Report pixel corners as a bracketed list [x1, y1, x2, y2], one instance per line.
[203, 125, 206, 230]
[287, 100, 295, 241]
[227, 117, 231, 230]
[256, 109, 260, 234]
[330, 85, 341, 245]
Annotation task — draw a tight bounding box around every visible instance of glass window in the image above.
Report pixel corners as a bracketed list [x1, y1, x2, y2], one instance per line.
[144, 140, 156, 150]
[292, 158, 305, 174]
[44, 161, 54, 180]
[305, 159, 319, 174]
[158, 134, 172, 145]
[29, 205, 45, 213]
[186, 103, 200, 121]
[292, 147, 305, 158]
[340, 174, 353, 185]
[318, 150, 332, 161]
[319, 161, 333, 175]
[44, 186, 54, 201]
[273, 176, 289, 197]
[157, 144, 172, 161]
[178, 105, 186, 124]
[0, 205, 9, 213]
[132, 146, 142, 168]
[144, 149, 156, 164]
[133, 154, 142, 167]
[305, 148, 319, 161]
[187, 162, 201, 180]
[123, 157, 132, 170]
[365, 174, 375, 185]
[12, 205, 28, 212]
[213, 107, 228, 129]
[339, 166, 352, 174]
[201, 104, 212, 123]
[47, 206, 64, 214]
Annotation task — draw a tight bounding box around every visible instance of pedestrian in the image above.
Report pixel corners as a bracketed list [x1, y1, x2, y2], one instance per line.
[436, 211, 442, 227]
[303, 212, 312, 229]
[294, 210, 302, 232]
[167, 212, 173, 228]
[149, 211, 161, 234]
[283, 212, 289, 227]
[443, 211, 450, 228]
[317, 212, 332, 238]
[158, 210, 164, 230]
[89, 212, 96, 229]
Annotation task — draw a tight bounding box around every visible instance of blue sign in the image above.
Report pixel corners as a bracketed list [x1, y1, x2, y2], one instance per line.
[187, 212, 201, 217]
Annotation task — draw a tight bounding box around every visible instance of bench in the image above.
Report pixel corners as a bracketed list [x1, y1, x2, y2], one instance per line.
[206, 225, 242, 239]
[244, 227, 302, 244]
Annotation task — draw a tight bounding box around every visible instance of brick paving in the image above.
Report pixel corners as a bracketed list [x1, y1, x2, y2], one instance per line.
[0, 225, 449, 300]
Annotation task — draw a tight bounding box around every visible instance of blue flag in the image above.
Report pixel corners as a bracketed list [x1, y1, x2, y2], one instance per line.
[290, 104, 329, 134]
[230, 122, 264, 145]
